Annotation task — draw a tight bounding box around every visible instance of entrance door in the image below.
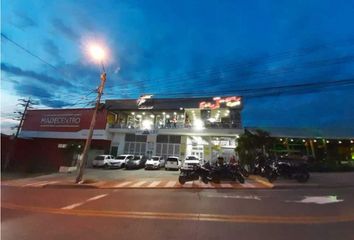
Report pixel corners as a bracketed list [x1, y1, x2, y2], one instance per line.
[110, 145, 118, 157]
[191, 145, 204, 160]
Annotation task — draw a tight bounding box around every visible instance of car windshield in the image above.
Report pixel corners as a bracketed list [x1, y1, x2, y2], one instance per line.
[116, 156, 126, 160]
[133, 156, 141, 160]
[167, 158, 178, 162]
[186, 156, 198, 160]
[94, 156, 105, 160]
[152, 157, 160, 160]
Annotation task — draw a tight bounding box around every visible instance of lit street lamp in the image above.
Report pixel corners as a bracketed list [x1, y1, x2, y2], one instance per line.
[76, 43, 107, 183]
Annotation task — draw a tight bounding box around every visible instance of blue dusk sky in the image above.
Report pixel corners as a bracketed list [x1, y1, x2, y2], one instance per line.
[1, 0, 354, 134]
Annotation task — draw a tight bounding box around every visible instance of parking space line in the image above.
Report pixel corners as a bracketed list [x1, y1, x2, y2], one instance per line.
[130, 181, 147, 187]
[165, 181, 176, 188]
[202, 183, 214, 188]
[147, 181, 161, 188]
[220, 183, 233, 188]
[182, 182, 193, 188]
[114, 181, 132, 188]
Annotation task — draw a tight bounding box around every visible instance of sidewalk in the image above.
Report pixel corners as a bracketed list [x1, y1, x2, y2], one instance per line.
[261, 172, 354, 189]
[2, 169, 353, 189]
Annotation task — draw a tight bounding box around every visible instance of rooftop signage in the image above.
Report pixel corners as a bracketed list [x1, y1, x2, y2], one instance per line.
[137, 94, 154, 109]
[199, 96, 241, 109]
[40, 113, 81, 128]
[21, 109, 107, 132]
[136, 129, 158, 135]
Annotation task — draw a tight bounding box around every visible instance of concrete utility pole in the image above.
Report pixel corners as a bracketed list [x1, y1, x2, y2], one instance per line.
[4, 98, 32, 170]
[15, 98, 31, 138]
[75, 71, 106, 183]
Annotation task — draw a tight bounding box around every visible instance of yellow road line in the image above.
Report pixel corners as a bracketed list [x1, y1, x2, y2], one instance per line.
[249, 175, 274, 188]
[2, 202, 353, 224]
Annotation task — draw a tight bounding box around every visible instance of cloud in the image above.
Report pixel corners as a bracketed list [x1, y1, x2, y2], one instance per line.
[13, 83, 70, 108]
[42, 39, 62, 62]
[1, 63, 73, 88]
[51, 18, 79, 41]
[10, 12, 37, 30]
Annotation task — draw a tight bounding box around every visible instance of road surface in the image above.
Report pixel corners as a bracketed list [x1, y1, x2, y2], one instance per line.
[2, 185, 354, 240]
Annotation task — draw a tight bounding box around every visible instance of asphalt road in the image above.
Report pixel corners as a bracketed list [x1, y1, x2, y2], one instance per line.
[1, 186, 354, 240]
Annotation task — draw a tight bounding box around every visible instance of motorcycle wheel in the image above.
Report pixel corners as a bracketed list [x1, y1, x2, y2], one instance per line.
[267, 173, 277, 183]
[201, 177, 209, 184]
[178, 176, 186, 185]
[237, 174, 245, 184]
[241, 168, 249, 177]
[211, 176, 220, 184]
[296, 172, 310, 183]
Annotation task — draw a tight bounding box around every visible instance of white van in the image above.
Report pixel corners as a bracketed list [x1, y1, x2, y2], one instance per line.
[92, 155, 118, 168]
[165, 156, 181, 170]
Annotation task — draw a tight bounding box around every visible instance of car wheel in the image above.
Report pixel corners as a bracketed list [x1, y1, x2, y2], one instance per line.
[165, 168, 169, 171]
[104, 164, 109, 169]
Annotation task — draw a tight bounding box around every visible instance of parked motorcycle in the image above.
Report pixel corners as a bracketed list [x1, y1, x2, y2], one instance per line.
[253, 155, 276, 182]
[254, 154, 310, 183]
[207, 163, 245, 184]
[234, 163, 250, 178]
[178, 164, 210, 185]
[275, 158, 310, 183]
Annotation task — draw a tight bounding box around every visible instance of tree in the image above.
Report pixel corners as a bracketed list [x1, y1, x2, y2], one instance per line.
[235, 129, 274, 168]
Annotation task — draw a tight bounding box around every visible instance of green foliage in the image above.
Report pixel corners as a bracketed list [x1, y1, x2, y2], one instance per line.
[235, 129, 275, 166]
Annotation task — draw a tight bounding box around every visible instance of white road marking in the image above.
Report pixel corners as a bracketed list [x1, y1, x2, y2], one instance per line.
[220, 183, 233, 188]
[165, 181, 176, 187]
[242, 182, 256, 188]
[200, 182, 214, 188]
[182, 182, 193, 188]
[62, 194, 109, 210]
[147, 181, 161, 188]
[114, 181, 132, 188]
[62, 202, 85, 210]
[130, 181, 147, 187]
[288, 196, 344, 205]
[22, 181, 49, 187]
[86, 194, 108, 202]
[205, 194, 261, 200]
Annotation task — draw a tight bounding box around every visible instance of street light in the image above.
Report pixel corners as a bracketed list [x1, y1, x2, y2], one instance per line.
[76, 43, 108, 184]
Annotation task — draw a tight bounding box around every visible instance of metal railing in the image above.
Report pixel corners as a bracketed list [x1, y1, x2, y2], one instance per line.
[108, 122, 241, 129]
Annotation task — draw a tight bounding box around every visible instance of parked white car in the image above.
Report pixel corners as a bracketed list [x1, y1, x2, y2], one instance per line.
[115, 154, 134, 168]
[92, 155, 121, 169]
[183, 155, 202, 169]
[165, 156, 181, 170]
[145, 156, 165, 170]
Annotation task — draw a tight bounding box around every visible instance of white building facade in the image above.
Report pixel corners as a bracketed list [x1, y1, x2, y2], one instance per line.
[105, 96, 244, 162]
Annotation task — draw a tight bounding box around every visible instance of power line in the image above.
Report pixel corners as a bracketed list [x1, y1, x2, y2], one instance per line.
[1, 33, 58, 70]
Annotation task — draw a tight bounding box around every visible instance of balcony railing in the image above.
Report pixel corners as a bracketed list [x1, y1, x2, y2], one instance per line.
[108, 122, 241, 129]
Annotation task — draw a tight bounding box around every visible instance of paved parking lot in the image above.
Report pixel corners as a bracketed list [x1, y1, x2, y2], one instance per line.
[83, 167, 181, 181]
[1, 167, 273, 189]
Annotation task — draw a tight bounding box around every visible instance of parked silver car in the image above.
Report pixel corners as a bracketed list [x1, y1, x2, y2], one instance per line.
[145, 156, 165, 170]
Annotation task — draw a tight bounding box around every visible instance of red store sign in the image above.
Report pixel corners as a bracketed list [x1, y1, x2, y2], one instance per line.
[22, 109, 107, 132]
[199, 96, 241, 109]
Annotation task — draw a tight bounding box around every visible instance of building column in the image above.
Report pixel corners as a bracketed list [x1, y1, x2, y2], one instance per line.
[309, 140, 316, 159]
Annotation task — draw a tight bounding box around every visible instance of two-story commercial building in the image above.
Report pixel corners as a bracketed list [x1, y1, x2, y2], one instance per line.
[105, 95, 244, 162]
[12, 95, 243, 171]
